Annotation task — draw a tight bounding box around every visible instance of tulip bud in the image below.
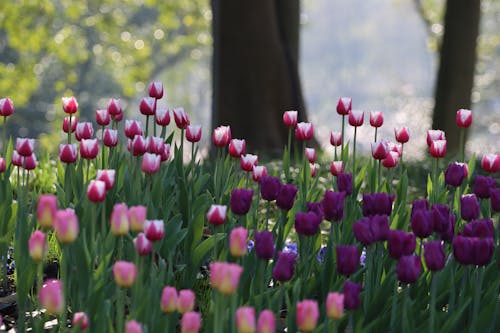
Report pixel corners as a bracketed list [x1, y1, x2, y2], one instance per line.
[144, 219, 164, 241]
[155, 108, 171, 126]
[12, 150, 23, 167]
[113, 261, 137, 288]
[260, 176, 281, 201]
[39, 279, 65, 315]
[141, 153, 161, 174]
[491, 189, 500, 213]
[276, 184, 298, 211]
[296, 300, 319, 332]
[177, 289, 195, 314]
[103, 129, 119, 147]
[54, 208, 79, 243]
[462, 218, 494, 238]
[131, 135, 147, 156]
[210, 262, 243, 295]
[207, 205, 227, 225]
[295, 122, 313, 141]
[272, 252, 296, 282]
[460, 194, 480, 221]
[80, 139, 99, 159]
[423, 241, 445, 271]
[229, 139, 246, 158]
[110, 203, 130, 236]
[396, 255, 421, 284]
[382, 151, 399, 168]
[75, 122, 94, 141]
[426, 130, 445, 146]
[0, 98, 14, 117]
[236, 307, 256, 333]
[0, 157, 5, 173]
[252, 165, 267, 182]
[63, 116, 77, 133]
[388, 141, 403, 156]
[257, 310, 275, 333]
[112, 110, 123, 122]
[133, 233, 152, 256]
[160, 144, 171, 162]
[348, 110, 364, 127]
[161, 286, 178, 313]
[410, 209, 432, 239]
[16, 138, 35, 157]
[283, 110, 298, 127]
[429, 139, 446, 158]
[240, 154, 258, 172]
[322, 190, 345, 222]
[305, 147, 316, 163]
[107, 98, 122, 116]
[173, 107, 190, 129]
[129, 205, 147, 232]
[124, 120, 143, 139]
[388, 230, 416, 259]
[125, 320, 142, 333]
[59, 144, 78, 164]
[394, 127, 410, 144]
[329, 161, 344, 176]
[147, 136, 165, 155]
[326, 292, 344, 320]
[62, 96, 78, 114]
[330, 131, 342, 146]
[230, 227, 248, 258]
[336, 97, 352, 115]
[97, 169, 116, 190]
[371, 140, 389, 160]
[29, 230, 47, 262]
[139, 97, 156, 116]
[444, 162, 468, 187]
[362, 192, 395, 216]
[455, 108, 472, 128]
[481, 154, 500, 173]
[212, 125, 231, 147]
[230, 188, 254, 215]
[336, 245, 360, 276]
[96, 109, 110, 126]
[186, 125, 202, 143]
[87, 180, 106, 203]
[148, 81, 164, 99]
[473, 175, 496, 198]
[342, 280, 361, 310]
[369, 111, 383, 127]
[181, 312, 201, 333]
[36, 194, 57, 228]
[73, 312, 89, 330]
[24, 153, 37, 170]
[254, 231, 274, 260]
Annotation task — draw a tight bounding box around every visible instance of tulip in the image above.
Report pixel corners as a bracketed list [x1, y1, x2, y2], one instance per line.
[453, 236, 494, 266]
[130, 135, 147, 156]
[113, 261, 137, 288]
[326, 292, 344, 320]
[343, 280, 361, 310]
[236, 307, 256, 333]
[212, 125, 231, 147]
[177, 289, 195, 314]
[276, 184, 298, 210]
[107, 98, 122, 116]
[353, 215, 390, 245]
[54, 208, 79, 243]
[481, 154, 500, 173]
[186, 125, 202, 143]
[160, 144, 171, 162]
[460, 194, 480, 221]
[473, 175, 496, 198]
[207, 205, 227, 225]
[103, 129, 118, 147]
[11, 150, 23, 167]
[348, 110, 364, 127]
[141, 153, 161, 174]
[336, 97, 352, 115]
[0, 97, 14, 116]
[362, 193, 395, 216]
[388, 141, 403, 156]
[329, 161, 344, 176]
[455, 108, 472, 128]
[36, 194, 57, 228]
[96, 169, 115, 190]
[139, 97, 156, 116]
[75, 122, 94, 141]
[307, 202, 323, 219]
[160, 286, 178, 313]
[124, 120, 143, 139]
[73, 312, 89, 330]
[148, 81, 164, 99]
[294, 211, 322, 236]
[444, 162, 468, 187]
[388, 230, 416, 259]
[369, 111, 383, 127]
[337, 173, 353, 195]
[371, 140, 389, 160]
[330, 131, 342, 146]
[209, 262, 243, 295]
[181, 312, 201, 333]
[426, 130, 445, 146]
[144, 219, 164, 241]
[0, 158, 4, 173]
[63, 116, 77, 133]
[125, 320, 142, 333]
[240, 154, 258, 172]
[322, 190, 345, 222]
[129, 205, 147, 232]
[87, 180, 106, 203]
[59, 144, 78, 164]
[410, 209, 433, 239]
[431, 204, 452, 233]
[23, 153, 37, 170]
[110, 203, 129, 236]
[336, 245, 360, 276]
[260, 176, 281, 201]
[155, 108, 171, 126]
[229, 139, 246, 157]
[147, 136, 165, 155]
[96, 109, 110, 126]
[62, 96, 78, 114]
[16, 138, 35, 156]
[257, 310, 275, 333]
[423, 241, 446, 271]
[133, 233, 152, 256]
[80, 139, 99, 159]
[39, 279, 65, 315]
[272, 252, 296, 282]
[411, 199, 429, 217]
[296, 300, 319, 332]
[230, 188, 254, 215]
[430, 139, 446, 158]
[29, 230, 47, 262]
[252, 165, 267, 182]
[462, 219, 494, 238]
[230, 227, 248, 257]
[304, 147, 316, 163]
[382, 151, 399, 168]
[397, 255, 421, 284]
[491, 188, 500, 212]
[394, 127, 410, 144]
[295, 122, 314, 141]
[283, 110, 298, 127]
[173, 107, 190, 129]
[254, 231, 274, 260]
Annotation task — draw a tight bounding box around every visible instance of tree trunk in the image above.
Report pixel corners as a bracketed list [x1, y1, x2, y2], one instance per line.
[211, 0, 307, 155]
[432, 0, 480, 155]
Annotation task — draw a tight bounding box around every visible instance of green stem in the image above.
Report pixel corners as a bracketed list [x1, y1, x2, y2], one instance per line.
[459, 128, 465, 161]
[390, 278, 398, 332]
[470, 267, 484, 332]
[374, 127, 378, 143]
[60, 247, 69, 331]
[117, 287, 125, 333]
[101, 125, 106, 170]
[285, 127, 292, 182]
[429, 272, 437, 333]
[341, 115, 345, 163]
[2, 116, 6, 155]
[160, 125, 167, 140]
[402, 285, 410, 333]
[68, 114, 72, 145]
[377, 159, 382, 192]
[145, 115, 149, 137]
[353, 126, 357, 174]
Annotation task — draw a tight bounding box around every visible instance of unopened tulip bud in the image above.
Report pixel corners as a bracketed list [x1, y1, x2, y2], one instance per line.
[295, 122, 313, 141]
[107, 98, 122, 116]
[348, 110, 364, 127]
[62, 96, 78, 114]
[39, 279, 65, 315]
[252, 165, 267, 182]
[113, 109, 123, 122]
[305, 147, 316, 163]
[394, 127, 410, 143]
[63, 116, 77, 133]
[36, 194, 57, 228]
[142, 153, 161, 174]
[129, 205, 147, 232]
[147, 136, 165, 155]
[103, 129, 118, 147]
[131, 135, 147, 156]
[173, 107, 190, 129]
[125, 320, 142, 333]
[181, 312, 201, 333]
[257, 310, 275, 333]
[240, 154, 258, 172]
[160, 144, 171, 162]
[73, 312, 89, 330]
[139, 97, 156, 116]
[148, 81, 164, 99]
[369, 111, 383, 127]
[124, 120, 143, 139]
[29, 231, 47, 262]
[430, 140, 446, 158]
[59, 144, 78, 164]
[336, 97, 352, 115]
[75, 122, 94, 141]
[455, 108, 472, 128]
[0, 157, 5, 173]
[177, 289, 196, 314]
[155, 108, 171, 126]
[481, 154, 500, 173]
[113, 261, 137, 288]
[283, 110, 298, 127]
[0, 98, 14, 117]
[161, 286, 178, 313]
[330, 131, 342, 146]
[144, 219, 164, 241]
[296, 300, 319, 332]
[96, 109, 110, 126]
[236, 307, 256, 333]
[330, 161, 344, 176]
[207, 205, 227, 225]
[133, 233, 152, 256]
[16, 138, 35, 156]
[12, 150, 23, 167]
[371, 140, 389, 160]
[24, 153, 37, 170]
[230, 227, 248, 257]
[54, 208, 79, 243]
[186, 125, 202, 143]
[110, 203, 129, 236]
[426, 130, 445, 146]
[382, 151, 399, 168]
[209, 262, 243, 295]
[212, 125, 231, 147]
[326, 292, 344, 320]
[97, 169, 115, 190]
[80, 139, 99, 159]
[87, 180, 106, 203]
[229, 139, 246, 158]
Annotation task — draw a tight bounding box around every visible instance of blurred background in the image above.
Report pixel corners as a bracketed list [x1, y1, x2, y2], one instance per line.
[0, 0, 498, 159]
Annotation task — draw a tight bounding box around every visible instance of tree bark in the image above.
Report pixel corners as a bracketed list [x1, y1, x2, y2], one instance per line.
[432, 0, 480, 155]
[211, 0, 307, 155]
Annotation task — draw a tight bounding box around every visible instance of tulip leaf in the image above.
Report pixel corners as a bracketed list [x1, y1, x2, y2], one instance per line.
[192, 234, 225, 268]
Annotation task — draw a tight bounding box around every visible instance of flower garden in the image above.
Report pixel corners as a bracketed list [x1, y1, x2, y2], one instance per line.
[0, 85, 499, 332]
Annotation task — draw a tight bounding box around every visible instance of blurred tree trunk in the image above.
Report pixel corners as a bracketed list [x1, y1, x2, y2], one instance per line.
[432, 0, 480, 155]
[211, 0, 308, 155]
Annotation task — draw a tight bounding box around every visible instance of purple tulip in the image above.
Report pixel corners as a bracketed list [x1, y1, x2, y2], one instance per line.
[473, 175, 496, 199]
[411, 199, 429, 218]
[230, 188, 254, 215]
[337, 173, 353, 195]
[423, 241, 446, 271]
[472, 237, 494, 266]
[353, 215, 390, 246]
[276, 184, 298, 211]
[444, 162, 467, 187]
[410, 210, 433, 239]
[362, 193, 395, 216]
[462, 219, 494, 238]
[294, 212, 322, 236]
[431, 204, 452, 234]
[343, 280, 361, 310]
[491, 188, 500, 212]
[439, 214, 455, 242]
[388, 230, 416, 259]
[306, 202, 324, 220]
[397, 255, 421, 284]
[254, 231, 274, 260]
[322, 191, 345, 222]
[460, 194, 480, 222]
[452, 236, 474, 265]
[272, 252, 296, 282]
[260, 176, 281, 201]
[336, 245, 360, 276]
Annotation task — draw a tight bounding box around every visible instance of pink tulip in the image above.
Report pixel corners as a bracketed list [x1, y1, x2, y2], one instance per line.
[394, 127, 410, 144]
[0, 158, 4, 173]
[36, 194, 57, 229]
[296, 300, 319, 332]
[63, 116, 77, 133]
[124, 120, 143, 139]
[59, 144, 78, 164]
[388, 142, 403, 156]
[230, 227, 248, 258]
[181, 312, 201, 333]
[112, 109, 123, 122]
[16, 138, 35, 156]
[310, 163, 318, 177]
[336, 97, 352, 115]
[426, 130, 445, 146]
[160, 286, 178, 313]
[125, 320, 142, 333]
[326, 292, 344, 320]
[54, 208, 79, 243]
[144, 219, 164, 241]
[131, 135, 147, 156]
[348, 110, 364, 127]
[147, 136, 165, 155]
[133, 233, 152, 256]
[80, 139, 99, 159]
[110, 203, 129, 236]
[305, 147, 316, 163]
[257, 310, 275, 333]
[155, 108, 171, 126]
[236, 307, 256, 333]
[369, 111, 383, 127]
[129, 206, 147, 232]
[142, 153, 161, 174]
[62, 96, 78, 114]
[97, 169, 115, 190]
[24, 154, 37, 170]
[283, 110, 298, 127]
[240, 154, 258, 172]
[107, 98, 122, 116]
[96, 109, 110, 126]
[177, 289, 196, 314]
[148, 81, 164, 99]
[0, 98, 14, 117]
[382, 151, 399, 168]
[252, 165, 267, 182]
[29, 230, 47, 262]
[113, 261, 137, 288]
[160, 144, 171, 162]
[103, 129, 119, 147]
[330, 131, 342, 146]
[209, 262, 243, 295]
[229, 139, 246, 158]
[173, 107, 190, 129]
[430, 140, 447, 158]
[73, 312, 89, 330]
[456, 109, 472, 128]
[295, 122, 313, 141]
[481, 154, 500, 173]
[207, 205, 227, 225]
[330, 161, 344, 176]
[87, 180, 106, 203]
[11, 150, 23, 167]
[212, 125, 231, 147]
[139, 97, 156, 116]
[371, 140, 389, 160]
[186, 125, 202, 143]
[75, 122, 94, 141]
[39, 279, 65, 315]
